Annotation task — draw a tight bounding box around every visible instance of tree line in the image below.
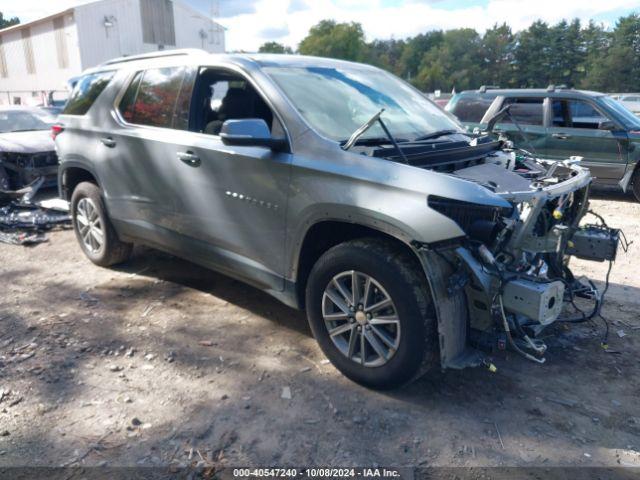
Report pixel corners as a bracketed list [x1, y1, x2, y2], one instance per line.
[259, 14, 640, 93]
[0, 12, 19, 29]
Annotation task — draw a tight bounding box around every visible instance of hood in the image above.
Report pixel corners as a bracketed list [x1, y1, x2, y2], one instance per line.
[0, 130, 54, 154]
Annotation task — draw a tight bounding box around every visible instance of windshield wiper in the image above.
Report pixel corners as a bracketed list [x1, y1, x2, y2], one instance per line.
[342, 109, 409, 164]
[347, 136, 409, 146]
[343, 109, 385, 150]
[413, 129, 460, 142]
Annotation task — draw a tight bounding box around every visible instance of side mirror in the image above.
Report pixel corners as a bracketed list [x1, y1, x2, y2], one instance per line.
[598, 120, 616, 131]
[220, 119, 287, 151]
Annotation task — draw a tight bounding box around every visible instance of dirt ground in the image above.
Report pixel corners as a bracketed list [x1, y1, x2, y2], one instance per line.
[0, 188, 639, 470]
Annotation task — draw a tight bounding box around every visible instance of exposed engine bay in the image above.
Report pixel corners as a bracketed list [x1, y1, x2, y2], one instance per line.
[367, 133, 628, 368]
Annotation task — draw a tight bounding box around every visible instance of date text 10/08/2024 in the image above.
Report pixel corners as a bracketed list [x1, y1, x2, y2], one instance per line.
[232, 468, 402, 478]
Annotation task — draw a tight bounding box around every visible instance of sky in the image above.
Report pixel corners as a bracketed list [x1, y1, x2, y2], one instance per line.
[2, 0, 638, 52]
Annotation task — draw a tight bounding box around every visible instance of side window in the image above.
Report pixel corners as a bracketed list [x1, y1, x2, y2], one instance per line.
[569, 100, 607, 129]
[552, 100, 608, 129]
[117, 66, 196, 130]
[191, 67, 275, 136]
[450, 95, 495, 123]
[63, 71, 115, 115]
[501, 97, 544, 126]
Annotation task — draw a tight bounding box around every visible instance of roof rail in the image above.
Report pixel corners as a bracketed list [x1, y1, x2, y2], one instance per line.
[101, 48, 208, 66]
[547, 84, 568, 92]
[478, 85, 500, 93]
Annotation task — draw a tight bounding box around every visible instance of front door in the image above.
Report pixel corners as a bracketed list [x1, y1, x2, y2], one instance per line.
[546, 99, 628, 182]
[169, 67, 292, 291]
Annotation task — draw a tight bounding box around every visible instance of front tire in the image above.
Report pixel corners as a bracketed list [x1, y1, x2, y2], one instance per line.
[305, 238, 438, 390]
[71, 182, 132, 267]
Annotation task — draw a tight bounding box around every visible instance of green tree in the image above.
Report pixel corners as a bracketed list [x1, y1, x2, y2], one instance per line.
[513, 20, 553, 87]
[579, 21, 611, 89]
[258, 41, 293, 54]
[298, 20, 368, 62]
[397, 31, 443, 82]
[367, 39, 406, 76]
[583, 14, 640, 91]
[481, 23, 515, 87]
[415, 28, 484, 91]
[0, 11, 19, 29]
[546, 19, 584, 87]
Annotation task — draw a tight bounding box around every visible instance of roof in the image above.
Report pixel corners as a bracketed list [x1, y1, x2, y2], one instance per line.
[456, 88, 605, 98]
[0, 0, 223, 36]
[99, 50, 378, 71]
[0, 7, 74, 35]
[246, 53, 377, 70]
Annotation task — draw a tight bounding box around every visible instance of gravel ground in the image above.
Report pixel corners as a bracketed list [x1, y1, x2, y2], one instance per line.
[0, 189, 639, 469]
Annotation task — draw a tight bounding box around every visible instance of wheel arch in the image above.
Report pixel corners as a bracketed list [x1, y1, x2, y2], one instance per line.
[292, 218, 424, 310]
[58, 162, 101, 201]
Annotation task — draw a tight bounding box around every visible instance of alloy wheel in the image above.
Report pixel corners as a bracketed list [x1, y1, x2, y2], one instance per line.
[75, 197, 104, 254]
[322, 271, 401, 367]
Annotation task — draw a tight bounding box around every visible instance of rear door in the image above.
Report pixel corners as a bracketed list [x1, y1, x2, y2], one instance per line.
[546, 98, 628, 181]
[98, 66, 197, 244]
[492, 97, 547, 153]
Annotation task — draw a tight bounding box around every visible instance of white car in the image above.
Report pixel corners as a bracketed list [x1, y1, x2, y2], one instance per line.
[610, 93, 640, 116]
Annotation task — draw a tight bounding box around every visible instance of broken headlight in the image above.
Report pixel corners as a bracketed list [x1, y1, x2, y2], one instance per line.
[428, 195, 513, 233]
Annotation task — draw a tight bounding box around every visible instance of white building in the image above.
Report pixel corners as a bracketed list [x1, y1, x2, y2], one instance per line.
[0, 0, 225, 106]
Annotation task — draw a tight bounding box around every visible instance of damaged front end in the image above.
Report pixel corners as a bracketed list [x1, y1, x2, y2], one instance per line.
[0, 151, 59, 190]
[416, 149, 622, 369]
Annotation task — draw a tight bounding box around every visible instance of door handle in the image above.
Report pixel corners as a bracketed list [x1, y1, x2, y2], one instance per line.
[100, 137, 116, 148]
[177, 151, 201, 167]
[552, 133, 571, 140]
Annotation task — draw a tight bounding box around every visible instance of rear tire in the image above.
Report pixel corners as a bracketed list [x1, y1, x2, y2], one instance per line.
[305, 238, 438, 390]
[71, 182, 132, 267]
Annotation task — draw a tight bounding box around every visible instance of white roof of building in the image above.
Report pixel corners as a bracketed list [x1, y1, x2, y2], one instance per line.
[0, 0, 224, 36]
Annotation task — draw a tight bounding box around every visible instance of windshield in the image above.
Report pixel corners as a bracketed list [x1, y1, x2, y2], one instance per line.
[0, 110, 56, 133]
[599, 96, 640, 129]
[264, 66, 463, 142]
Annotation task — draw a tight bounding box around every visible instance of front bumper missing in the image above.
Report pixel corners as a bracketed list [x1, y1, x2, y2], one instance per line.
[416, 160, 621, 370]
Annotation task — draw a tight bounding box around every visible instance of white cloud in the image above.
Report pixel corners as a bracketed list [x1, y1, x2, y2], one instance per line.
[219, 0, 638, 52]
[2, 0, 637, 52]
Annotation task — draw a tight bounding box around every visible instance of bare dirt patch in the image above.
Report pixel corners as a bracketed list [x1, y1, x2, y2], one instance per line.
[0, 191, 639, 469]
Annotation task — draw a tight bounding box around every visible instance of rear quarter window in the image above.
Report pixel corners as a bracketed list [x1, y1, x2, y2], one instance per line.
[449, 95, 495, 123]
[63, 71, 115, 116]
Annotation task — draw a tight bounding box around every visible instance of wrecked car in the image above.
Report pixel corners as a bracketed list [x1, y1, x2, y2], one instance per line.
[55, 51, 621, 389]
[0, 107, 59, 190]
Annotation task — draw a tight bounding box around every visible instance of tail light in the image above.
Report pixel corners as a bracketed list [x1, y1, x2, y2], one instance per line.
[51, 124, 64, 140]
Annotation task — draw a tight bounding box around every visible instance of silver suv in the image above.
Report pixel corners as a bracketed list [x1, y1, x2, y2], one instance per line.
[55, 50, 619, 389]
